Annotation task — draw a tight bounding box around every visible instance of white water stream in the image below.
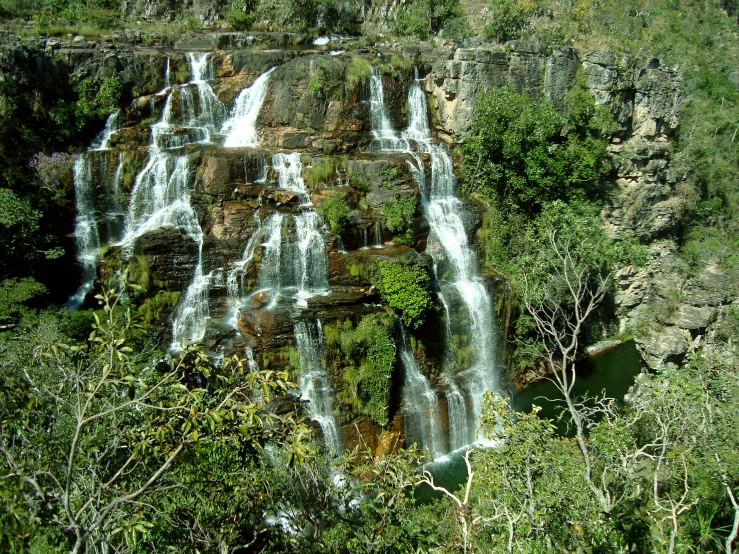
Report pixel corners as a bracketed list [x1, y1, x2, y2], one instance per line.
[254, 153, 329, 308]
[222, 68, 275, 147]
[294, 320, 342, 454]
[369, 70, 501, 452]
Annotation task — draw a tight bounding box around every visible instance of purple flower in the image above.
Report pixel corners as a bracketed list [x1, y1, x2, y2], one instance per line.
[30, 152, 79, 190]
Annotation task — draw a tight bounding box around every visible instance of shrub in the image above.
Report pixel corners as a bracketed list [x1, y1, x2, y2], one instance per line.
[375, 261, 431, 329]
[318, 192, 350, 234]
[29, 152, 78, 199]
[325, 314, 396, 426]
[74, 72, 121, 130]
[395, 0, 467, 40]
[305, 157, 337, 188]
[461, 84, 612, 213]
[226, 9, 254, 30]
[380, 196, 417, 233]
[484, 0, 538, 42]
[346, 56, 371, 93]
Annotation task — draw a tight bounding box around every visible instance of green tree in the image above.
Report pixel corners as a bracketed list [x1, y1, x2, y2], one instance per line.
[484, 0, 538, 43]
[0, 288, 311, 553]
[462, 84, 612, 213]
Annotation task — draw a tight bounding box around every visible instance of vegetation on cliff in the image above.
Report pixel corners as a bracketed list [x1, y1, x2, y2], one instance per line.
[0, 0, 738, 552]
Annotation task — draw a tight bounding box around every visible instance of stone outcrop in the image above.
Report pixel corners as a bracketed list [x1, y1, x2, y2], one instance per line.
[1, 26, 709, 448]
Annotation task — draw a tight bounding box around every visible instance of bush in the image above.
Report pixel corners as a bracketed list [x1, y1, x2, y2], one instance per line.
[325, 314, 396, 426]
[345, 56, 371, 93]
[484, 0, 538, 42]
[461, 83, 612, 213]
[375, 261, 431, 329]
[318, 192, 350, 234]
[226, 9, 254, 30]
[380, 196, 417, 233]
[74, 72, 121, 130]
[305, 157, 337, 188]
[395, 0, 467, 41]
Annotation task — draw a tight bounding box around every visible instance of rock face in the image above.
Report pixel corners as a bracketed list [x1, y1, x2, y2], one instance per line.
[625, 240, 735, 369]
[5, 29, 704, 448]
[428, 44, 681, 141]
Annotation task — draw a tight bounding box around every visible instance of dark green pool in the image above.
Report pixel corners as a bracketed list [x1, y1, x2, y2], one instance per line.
[416, 340, 644, 500]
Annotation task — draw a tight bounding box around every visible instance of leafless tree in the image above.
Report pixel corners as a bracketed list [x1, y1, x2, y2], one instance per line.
[522, 227, 612, 512]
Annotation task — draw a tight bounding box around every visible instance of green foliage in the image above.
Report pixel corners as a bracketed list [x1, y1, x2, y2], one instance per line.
[326, 314, 396, 425]
[0, 189, 42, 270]
[0, 287, 312, 552]
[318, 191, 350, 234]
[304, 156, 338, 188]
[309, 79, 324, 96]
[137, 290, 181, 324]
[350, 169, 371, 193]
[395, 0, 468, 40]
[225, 8, 254, 30]
[380, 195, 417, 233]
[345, 56, 371, 92]
[472, 394, 602, 551]
[0, 277, 46, 329]
[74, 72, 122, 130]
[462, 84, 612, 213]
[514, 200, 647, 303]
[484, 0, 538, 42]
[375, 261, 432, 329]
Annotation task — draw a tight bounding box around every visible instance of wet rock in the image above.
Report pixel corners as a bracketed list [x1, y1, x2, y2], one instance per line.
[249, 290, 271, 309]
[134, 226, 199, 291]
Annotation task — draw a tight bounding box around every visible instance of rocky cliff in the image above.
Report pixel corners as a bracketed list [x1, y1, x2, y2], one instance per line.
[2, 30, 727, 450]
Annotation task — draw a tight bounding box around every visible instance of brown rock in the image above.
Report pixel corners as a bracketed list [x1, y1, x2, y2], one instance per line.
[249, 291, 271, 309]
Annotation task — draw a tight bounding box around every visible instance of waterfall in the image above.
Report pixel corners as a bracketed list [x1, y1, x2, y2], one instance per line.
[294, 320, 342, 454]
[273, 152, 307, 196]
[369, 69, 409, 151]
[404, 71, 430, 140]
[187, 52, 226, 133]
[226, 213, 263, 326]
[163, 57, 170, 91]
[171, 264, 213, 348]
[108, 52, 232, 348]
[258, 212, 286, 305]
[222, 68, 275, 147]
[119, 155, 201, 255]
[92, 110, 120, 150]
[399, 323, 445, 458]
[373, 220, 382, 248]
[369, 72, 502, 451]
[66, 157, 101, 310]
[67, 106, 122, 308]
[103, 154, 126, 245]
[257, 153, 328, 308]
[253, 155, 267, 183]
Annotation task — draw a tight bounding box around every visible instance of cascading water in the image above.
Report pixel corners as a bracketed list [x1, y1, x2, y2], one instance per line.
[186, 52, 226, 134]
[222, 68, 275, 147]
[369, 69, 409, 151]
[226, 212, 263, 326]
[112, 53, 230, 349]
[103, 154, 126, 246]
[66, 157, 101, 309]
[399, 323, 445, 458]
[93, 110, 120, 150]
[369, 71, 502, 451]
[294, 320, 342, 453]
[66, 106, 123, 308]
[256, 153, 328, 307]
